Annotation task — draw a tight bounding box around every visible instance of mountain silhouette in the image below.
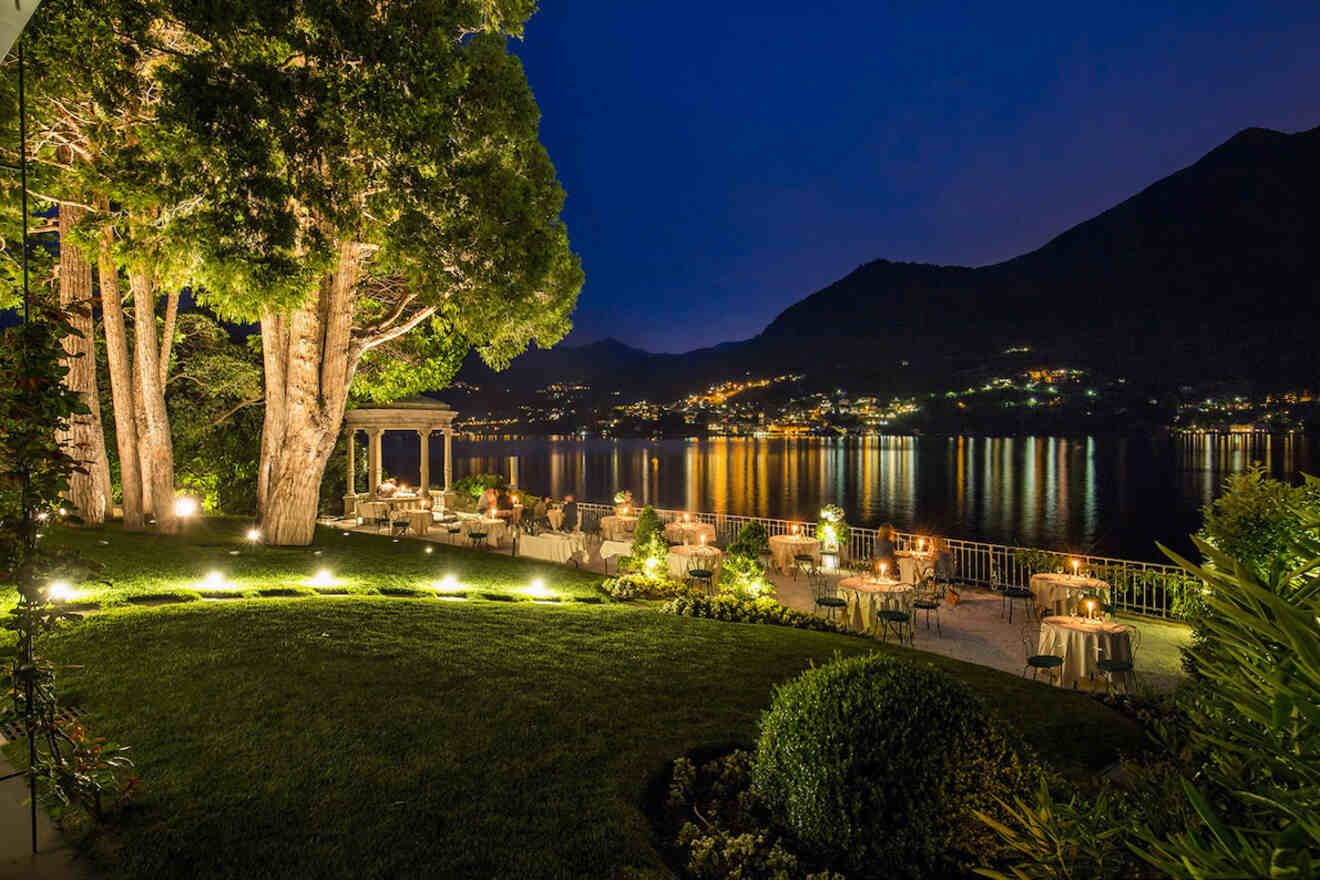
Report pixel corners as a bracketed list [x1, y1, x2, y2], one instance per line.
[458, 125, 1320, 398]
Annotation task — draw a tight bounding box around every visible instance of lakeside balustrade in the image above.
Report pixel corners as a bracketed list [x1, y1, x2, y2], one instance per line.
[574, 502, 1197, 620]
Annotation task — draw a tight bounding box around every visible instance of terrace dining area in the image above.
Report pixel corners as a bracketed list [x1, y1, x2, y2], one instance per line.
[326, 499, 1190, 693]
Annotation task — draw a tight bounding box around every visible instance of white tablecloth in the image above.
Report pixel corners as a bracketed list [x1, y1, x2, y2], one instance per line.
[461, 518, 511, 548]
[600, 515, 639, 541]
[1030, 574, 1110, 617]
[519, 532, 586, 565]
[599, 540, 633, 560]
[668, 545, 722, 579]
[1038, 616, 1133, 691]
[895, 551, 932, 583]
[838, 577, 913, 634]
[769, 535, 821, 574]
[664, 521, 717, 545]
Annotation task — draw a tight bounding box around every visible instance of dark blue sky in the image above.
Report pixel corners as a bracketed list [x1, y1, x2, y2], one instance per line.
[513, 1, 1320, 354]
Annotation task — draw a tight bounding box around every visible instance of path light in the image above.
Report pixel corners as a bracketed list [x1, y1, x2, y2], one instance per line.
[307, 569, 341, 588]
[424, 546, 433, 554]
[48, 581, 76, 602]
[197, 570, 235, 591]
[525, 579, 554, 600]
[246, 528, 262, 543]
[174, 496, 199, 518]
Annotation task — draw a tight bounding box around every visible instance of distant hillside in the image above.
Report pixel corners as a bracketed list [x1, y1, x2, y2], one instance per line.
[457, 125, 1320, 400]
[754, 125, 1320, 386]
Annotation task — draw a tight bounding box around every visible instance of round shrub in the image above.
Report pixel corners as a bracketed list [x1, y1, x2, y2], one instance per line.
[753, 653, 1039, 878]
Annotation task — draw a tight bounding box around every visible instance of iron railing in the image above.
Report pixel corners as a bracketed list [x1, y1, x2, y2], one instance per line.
[577, 502, 1196, 619]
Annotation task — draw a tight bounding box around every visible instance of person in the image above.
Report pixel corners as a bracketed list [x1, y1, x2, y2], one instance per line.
[496, 488, 515, 518]
[931, 536, 959, 603]
[873, 523, 899, 578]
[477, 487, 496, 517]
[532, 497, 548, 531]
[561, 494, 579, 532]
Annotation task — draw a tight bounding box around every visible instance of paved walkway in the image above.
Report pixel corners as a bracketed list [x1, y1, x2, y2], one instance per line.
[0, 743, 88, 880]
[332, 518, 1191, 694]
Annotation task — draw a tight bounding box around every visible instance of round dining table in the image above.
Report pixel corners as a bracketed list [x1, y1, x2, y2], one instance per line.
[837, 577, 913, 635]
[768, 534, 821, 574]
[1037, 615, 1133, 691]
[600, 515, 639, 541]
[667, 544, 723, 579]
[461, 517, 511, 548]
[664, 520, 717, 545]
[1030, 573, 1110, 617]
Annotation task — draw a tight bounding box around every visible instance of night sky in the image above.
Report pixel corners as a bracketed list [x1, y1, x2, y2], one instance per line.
[513, 1, 1320, 354]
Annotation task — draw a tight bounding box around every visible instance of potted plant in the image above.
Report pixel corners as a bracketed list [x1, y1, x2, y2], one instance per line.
[817, 504, 849, 555]
[613, 489, 634, 516]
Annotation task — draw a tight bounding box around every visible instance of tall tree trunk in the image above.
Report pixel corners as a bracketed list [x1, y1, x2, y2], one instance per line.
[55, 203, 111, 524]
[258, 242, 362, 545]
[129, 268, 178, 534]
[98, 232, 145, 530]
[158, 289, 179, 387]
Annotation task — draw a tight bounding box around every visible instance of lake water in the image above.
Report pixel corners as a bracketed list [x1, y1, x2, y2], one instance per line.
[383, 433, 1317, 563]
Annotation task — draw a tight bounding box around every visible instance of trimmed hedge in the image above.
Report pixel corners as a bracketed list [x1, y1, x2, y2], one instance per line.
[660, 595, 856, 636]
[754, 653, 1039, 879]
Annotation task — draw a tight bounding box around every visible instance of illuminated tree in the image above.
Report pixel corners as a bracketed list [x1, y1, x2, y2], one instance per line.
[154, 1, 582, 544]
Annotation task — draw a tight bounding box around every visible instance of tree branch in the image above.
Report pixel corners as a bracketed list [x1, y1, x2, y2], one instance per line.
[360, 304, 438, 353]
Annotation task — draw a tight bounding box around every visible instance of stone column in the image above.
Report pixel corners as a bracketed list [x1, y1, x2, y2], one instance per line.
[368, 428, 384, 492]
[343, 428, 358, 516]
[443, 428, 453, 491]
[418, 428, 431, 495]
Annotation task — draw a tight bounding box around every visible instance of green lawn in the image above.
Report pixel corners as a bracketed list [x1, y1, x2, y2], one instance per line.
[10, 526, 1148, 879]
[19, 518, 604, 607]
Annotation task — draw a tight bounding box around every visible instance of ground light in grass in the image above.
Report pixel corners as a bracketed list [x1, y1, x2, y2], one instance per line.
[48, 580, 78, 602]
[424, 546, 433, 554]
[305, 569, 343, 588]
[174, 496, 199, 518]
[524, 579, 559, 603]
[431, 574, 467, 599]
[193, 571, 236, 591]
[246, 528, 261, 542]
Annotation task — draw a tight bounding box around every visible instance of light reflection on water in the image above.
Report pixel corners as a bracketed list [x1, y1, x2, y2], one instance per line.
[383, 432, 1315, 562]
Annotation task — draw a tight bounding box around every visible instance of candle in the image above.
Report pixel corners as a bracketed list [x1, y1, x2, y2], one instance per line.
[918, 538, 926, 552]
[683, 513, 690, 522]
[879, 562, 887, 578]
[1071, 559, 1080, 576]
[699, 534, 706, 545]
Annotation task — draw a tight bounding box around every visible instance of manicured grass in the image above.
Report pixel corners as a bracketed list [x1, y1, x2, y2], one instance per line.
[6, 526, 1147, 877]
[14, 518, 604, 607]
[33, 596, 1144, 880]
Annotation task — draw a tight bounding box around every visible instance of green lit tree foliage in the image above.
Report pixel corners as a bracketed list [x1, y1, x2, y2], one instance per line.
[144, 1, 582, 544]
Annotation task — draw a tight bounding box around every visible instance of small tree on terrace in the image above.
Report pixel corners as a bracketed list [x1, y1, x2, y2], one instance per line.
[155, 1, 582, 544]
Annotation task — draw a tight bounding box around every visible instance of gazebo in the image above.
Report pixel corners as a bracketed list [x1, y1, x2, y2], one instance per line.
[342, 397, 458, 516]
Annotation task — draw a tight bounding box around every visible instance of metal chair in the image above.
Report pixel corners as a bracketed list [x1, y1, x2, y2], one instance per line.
[1094, 624, 1141, 694]
[467, 530, 488, 551]
[912, 576, 943, 636]
[932, 551, 959, 603]
[809, 569, 846, 621]
[994, 566, 1034, 623]
[792, 553, 815, 582]
[686, 556, 715, 595]
[878, 607, 913, 645]
[1023, 621, 1064, 683]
